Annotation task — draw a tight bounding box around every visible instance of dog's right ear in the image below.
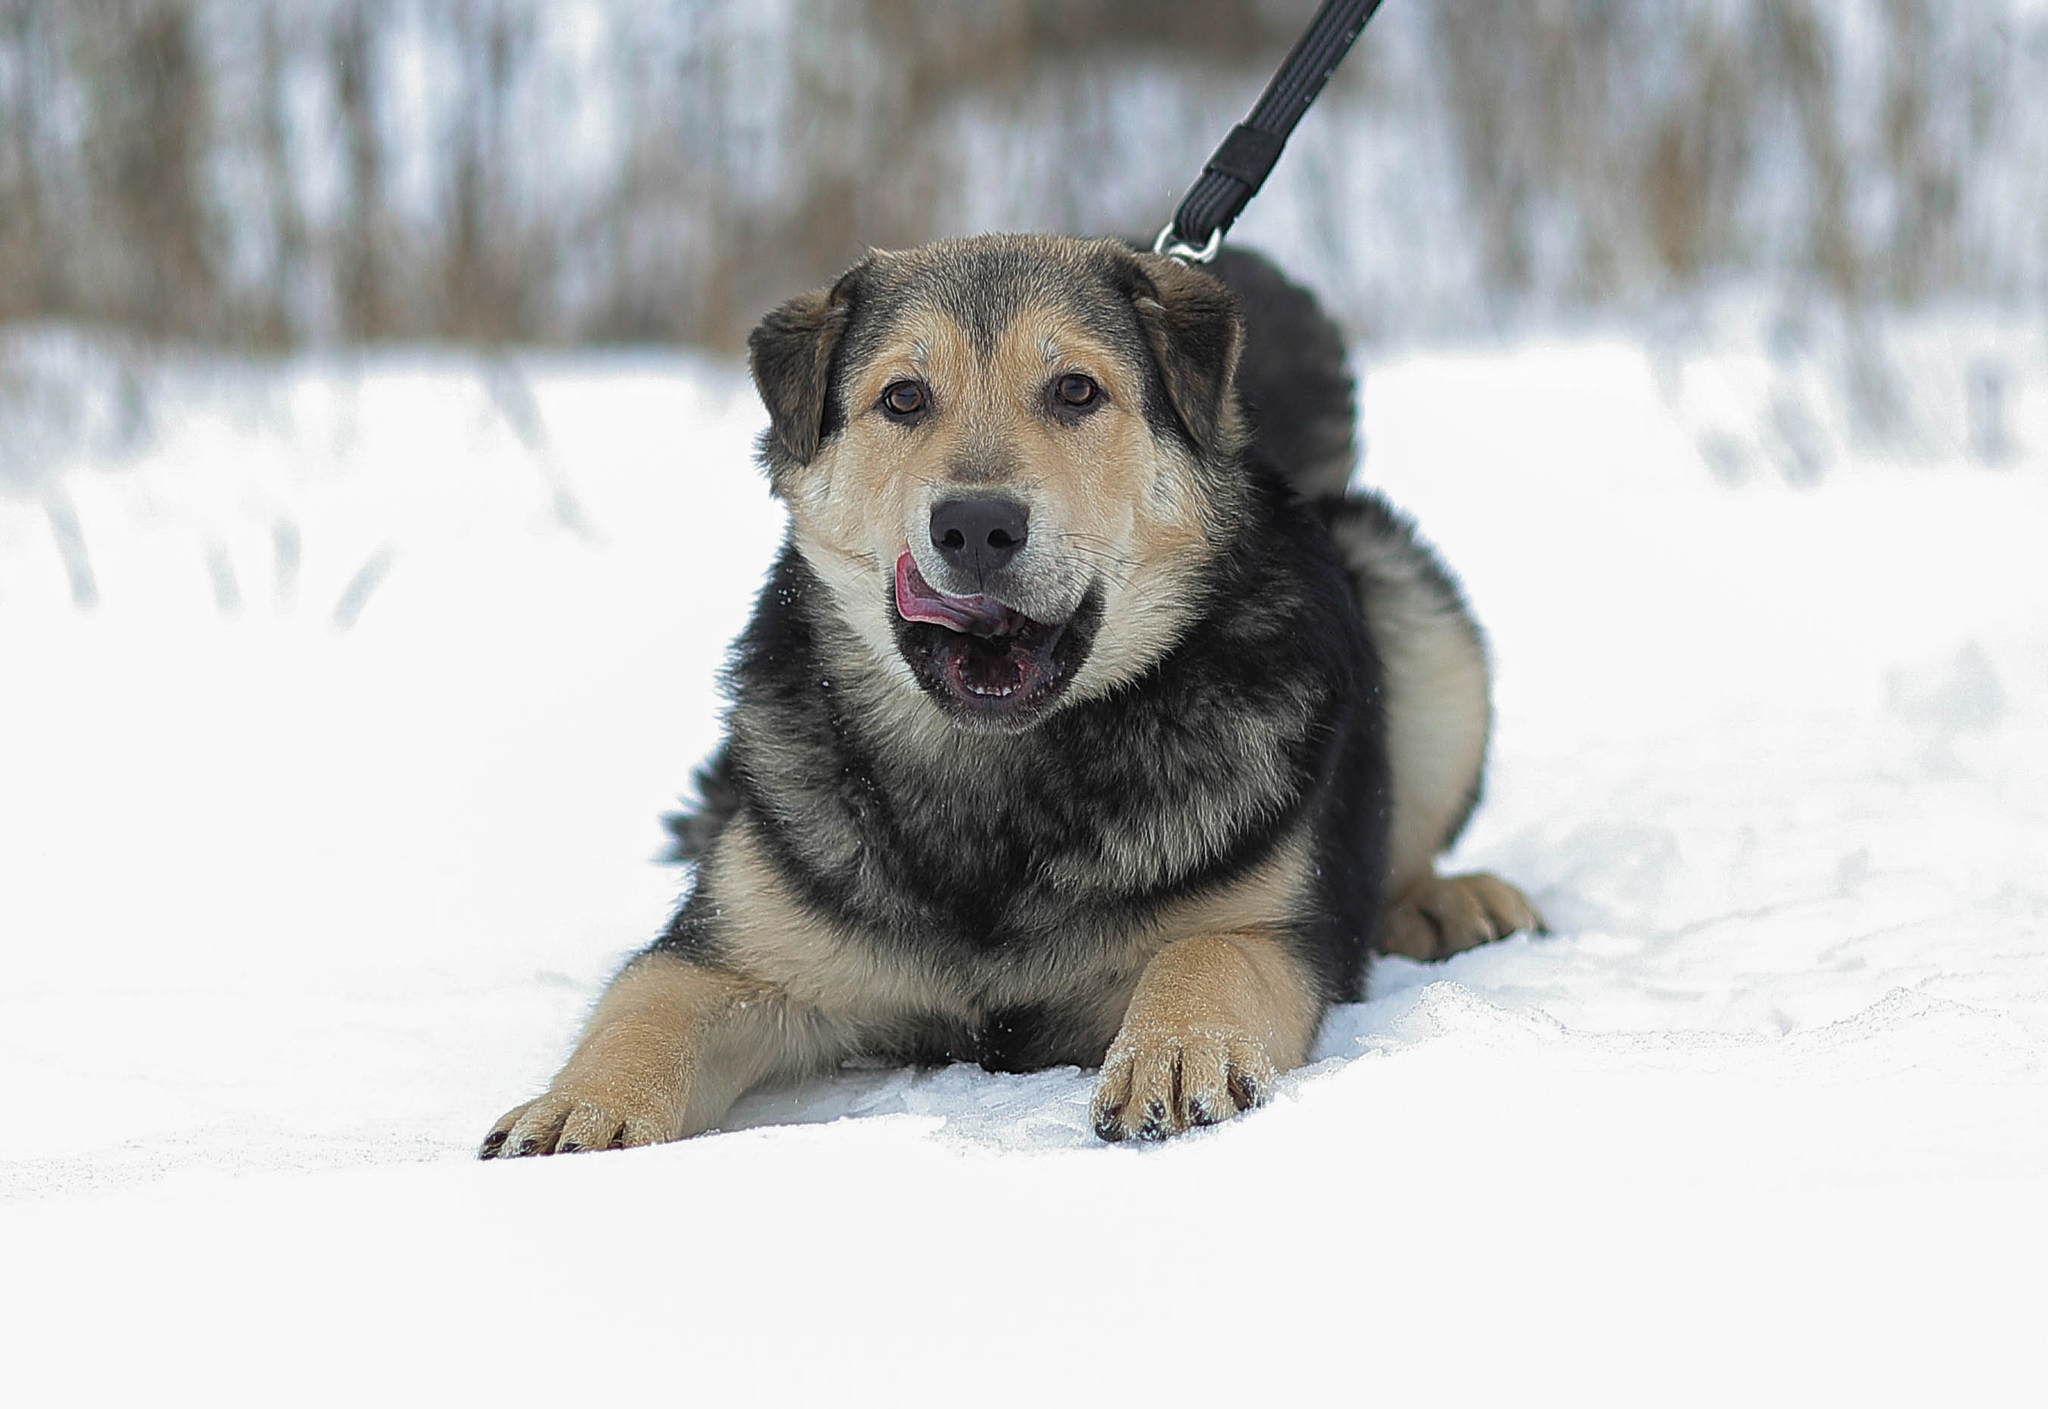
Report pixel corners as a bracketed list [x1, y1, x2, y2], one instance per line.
[748, 278, 854, 468]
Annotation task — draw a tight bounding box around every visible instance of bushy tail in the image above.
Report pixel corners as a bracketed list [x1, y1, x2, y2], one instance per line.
[1210, 247, 1358, 499]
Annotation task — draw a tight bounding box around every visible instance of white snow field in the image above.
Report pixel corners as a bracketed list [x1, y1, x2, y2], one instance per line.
[2, 324, 2045, 1403]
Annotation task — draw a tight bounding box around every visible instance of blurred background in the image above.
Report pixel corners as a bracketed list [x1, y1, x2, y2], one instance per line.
[2, 0, 2043, 350]
[3, 0, 2047, 614]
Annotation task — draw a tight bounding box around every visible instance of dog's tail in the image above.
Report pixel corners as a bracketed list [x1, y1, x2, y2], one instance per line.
[1210, 247, 1357, 500]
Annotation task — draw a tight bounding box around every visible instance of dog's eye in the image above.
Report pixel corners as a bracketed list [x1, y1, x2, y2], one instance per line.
[1055, 374, 1099, 409]
[881, 380, 927, 419]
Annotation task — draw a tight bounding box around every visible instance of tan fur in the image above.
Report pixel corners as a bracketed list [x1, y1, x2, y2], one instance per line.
[1091, 930, 1318, 1141]
[702, 806, 1141, 1075]
[484, 812, 1328, 1153]
[1331, 510, 1493, 900]
[1380, 872, 1546, 961]
[1327, 505, 1544, 957]
[483, 237, 1542, 1159]
[707, 814, 973, 1021]
[713, 814, 1318, 1034]
[1139, 826, 1315, 944]
[782, 288, 1223, 723]
[480, 952, 843, 1154]
[1092, 830, 1319, 1139]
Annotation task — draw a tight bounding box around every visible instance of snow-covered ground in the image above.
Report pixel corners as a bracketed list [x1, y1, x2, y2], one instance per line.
[2, 323, 2044, 1402]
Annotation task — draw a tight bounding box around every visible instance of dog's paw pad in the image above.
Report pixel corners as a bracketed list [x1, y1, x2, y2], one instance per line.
[1380, 871, 1546, 961]
[1090, 1031, 1275, 1143]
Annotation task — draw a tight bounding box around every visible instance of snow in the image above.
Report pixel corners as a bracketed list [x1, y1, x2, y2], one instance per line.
[2, 328, 2045, 1402]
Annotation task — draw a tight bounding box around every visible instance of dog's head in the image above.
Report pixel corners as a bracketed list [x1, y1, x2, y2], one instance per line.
[748, 235, 1247, 731]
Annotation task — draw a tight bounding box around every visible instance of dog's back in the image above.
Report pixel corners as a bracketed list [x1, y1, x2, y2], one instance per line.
[1210, 249, 1515, 942]
[1209, 247, 1359, 501]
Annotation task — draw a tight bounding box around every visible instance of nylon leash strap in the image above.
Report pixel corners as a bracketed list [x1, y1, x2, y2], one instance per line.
[1155, 0, 1386, 263]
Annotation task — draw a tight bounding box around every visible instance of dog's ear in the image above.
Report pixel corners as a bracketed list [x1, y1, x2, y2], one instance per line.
[748, 277, 854, 467]
[1130, 254, 1244, 456]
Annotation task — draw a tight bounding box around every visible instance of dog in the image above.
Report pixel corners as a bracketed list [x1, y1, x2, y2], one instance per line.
[480, 234, 1542, 1155]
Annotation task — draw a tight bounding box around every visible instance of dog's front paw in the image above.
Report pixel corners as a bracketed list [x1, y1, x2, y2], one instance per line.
[1091, 1026, 1277, 1143]
[1379, 871, 1546, 962]
[478, 1083, 679, 1159]
[1091, 933, 1315, 1143]
[479, 952, 747, 1159]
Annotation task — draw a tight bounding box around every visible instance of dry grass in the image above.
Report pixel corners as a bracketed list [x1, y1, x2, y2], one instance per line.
[0, 0, 2039, 350]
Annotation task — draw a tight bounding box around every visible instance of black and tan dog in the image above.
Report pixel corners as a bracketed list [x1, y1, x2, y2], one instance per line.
[481, 235, 1541, 1155]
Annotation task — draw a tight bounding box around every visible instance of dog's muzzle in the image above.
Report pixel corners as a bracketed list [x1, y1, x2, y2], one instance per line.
[891, 552, 1098, 727]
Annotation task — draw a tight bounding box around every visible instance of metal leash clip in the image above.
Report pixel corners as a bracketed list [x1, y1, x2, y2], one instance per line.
[1152, 222, 1223, 265]
[1154, 0, 1383, 269]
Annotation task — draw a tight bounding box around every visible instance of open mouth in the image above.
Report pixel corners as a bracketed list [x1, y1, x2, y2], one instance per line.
[891, 552, 1095, 724]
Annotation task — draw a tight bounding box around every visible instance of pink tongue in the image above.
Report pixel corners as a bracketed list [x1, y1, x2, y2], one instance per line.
[894, 553, 1003, 631]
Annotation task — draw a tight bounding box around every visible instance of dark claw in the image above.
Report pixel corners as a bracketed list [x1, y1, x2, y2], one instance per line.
[557, 1141, 581, 1154]
[1094, 1108, 1127, 1143]
[515, 1137, 540, 1157]
[1134, 1099, 1167, 1141]
[1420, 907, 1450, 959]
[1227, 1070, 1264, 1111]
[478, 1129, 508, 1160]
[1187, 1096, 1219, 1127]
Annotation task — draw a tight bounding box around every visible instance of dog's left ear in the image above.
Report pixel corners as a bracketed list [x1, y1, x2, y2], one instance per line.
[748, 277, 854, 468]
[1131, 254, 1244, 456]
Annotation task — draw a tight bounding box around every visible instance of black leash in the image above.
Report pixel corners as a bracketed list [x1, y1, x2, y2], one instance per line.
[1155, 0, 1386, 263]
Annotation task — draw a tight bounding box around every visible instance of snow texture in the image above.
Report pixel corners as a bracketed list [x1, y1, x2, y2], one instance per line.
[1, 328, 2044, 1402]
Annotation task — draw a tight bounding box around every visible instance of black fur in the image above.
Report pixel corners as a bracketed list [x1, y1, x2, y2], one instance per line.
[661, 464, 1385, 1063]
[1210, 247, 1359, 499]
[747, 281, 851, 468]
[1322, 489, 1490, 852]
[1129, 256, 1243, 455]
[665, 241, 1390, 1071]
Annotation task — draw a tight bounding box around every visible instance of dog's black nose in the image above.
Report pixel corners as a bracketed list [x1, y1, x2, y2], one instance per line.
[931, 497, 1029, 579]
